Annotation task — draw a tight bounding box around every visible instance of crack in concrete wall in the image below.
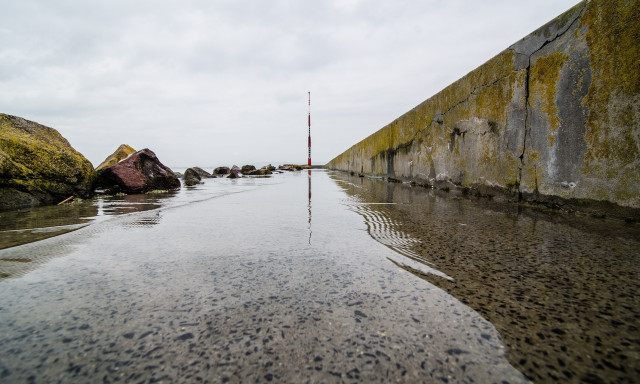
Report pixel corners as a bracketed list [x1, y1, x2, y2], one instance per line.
[516, 5, 587, 201]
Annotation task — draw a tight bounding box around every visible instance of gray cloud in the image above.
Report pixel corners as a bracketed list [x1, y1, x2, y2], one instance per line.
[1, 0, 581, 167]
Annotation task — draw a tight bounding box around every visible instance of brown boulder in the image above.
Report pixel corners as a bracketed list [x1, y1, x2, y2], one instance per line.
[96, 148, 180, 194]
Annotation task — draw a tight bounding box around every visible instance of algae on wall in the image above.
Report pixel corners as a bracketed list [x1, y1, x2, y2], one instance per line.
[327, 0, 639, 209]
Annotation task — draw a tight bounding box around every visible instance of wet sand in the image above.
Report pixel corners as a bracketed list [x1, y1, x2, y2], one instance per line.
[0, 171, 525, 383]
[332, 172, 640, 383]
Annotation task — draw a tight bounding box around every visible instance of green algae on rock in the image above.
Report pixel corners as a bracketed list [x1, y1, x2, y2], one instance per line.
[0, 114, 96, 210]
[95, 144, 136, 171]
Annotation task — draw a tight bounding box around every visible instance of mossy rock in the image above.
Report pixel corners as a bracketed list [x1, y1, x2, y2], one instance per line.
[213, 166, 230, 175]
[183, 168, 202, 186]
[96, 144, 136, 171]
[245, 168, 272, 176]
[0, 114, 96, 210]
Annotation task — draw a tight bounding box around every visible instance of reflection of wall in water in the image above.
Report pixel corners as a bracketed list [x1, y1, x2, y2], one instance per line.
[334, 173, 453, 281]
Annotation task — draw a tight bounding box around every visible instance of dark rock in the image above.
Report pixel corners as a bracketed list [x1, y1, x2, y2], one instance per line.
[241, 165, 256, 174]
[263, 164, 276, 172]
[176, 332, 194, 341]
[0, 114, 96, 210]
[228, 165, 241, 179]
[96, 144, 136, 171]
[191, 167, 212, 178]
[96, 148, 180, 194]
[183, 168, 202, 186]
[213, 166, 230, 176]
[123, 332, 135, 339]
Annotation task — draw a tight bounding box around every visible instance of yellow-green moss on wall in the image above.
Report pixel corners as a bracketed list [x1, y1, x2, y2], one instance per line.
[578, 0, 640, 206]
[582, 0, 640, 171]
[328, 48, 518, 179]
[529, 52, 568, 133]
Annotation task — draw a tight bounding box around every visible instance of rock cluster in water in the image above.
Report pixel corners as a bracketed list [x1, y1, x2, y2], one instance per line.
[0, 114, 309, 211]
[200, 164, 278, 179]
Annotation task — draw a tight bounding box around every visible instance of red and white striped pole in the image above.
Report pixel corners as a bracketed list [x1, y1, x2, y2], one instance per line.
[307, 91, 311, 167]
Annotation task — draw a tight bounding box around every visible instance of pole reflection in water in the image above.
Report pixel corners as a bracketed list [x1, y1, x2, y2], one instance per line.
[307, 169, 312, 244]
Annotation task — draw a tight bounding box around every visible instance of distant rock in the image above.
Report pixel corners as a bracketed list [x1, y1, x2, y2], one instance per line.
[96, 144, 136, 171]
[278, 164, 303, 171]
[228, 165, 241, 179]
[183, 168, 202, 186]
[263, 164, 276, 172]
[241, 165, 256, 174]
[191, 167, 212, 178]
[0, 114, 96, 210]
[213, 166, 230, 176]
[96, 148, 180, 194]
[245, 168, 272, 176]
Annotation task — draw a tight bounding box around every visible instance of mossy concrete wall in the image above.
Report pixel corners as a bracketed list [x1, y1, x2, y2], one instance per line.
[327, 0, 639, 212]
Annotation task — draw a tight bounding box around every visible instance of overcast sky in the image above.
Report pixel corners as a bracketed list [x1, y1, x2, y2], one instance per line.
[2, 0, 580, 168]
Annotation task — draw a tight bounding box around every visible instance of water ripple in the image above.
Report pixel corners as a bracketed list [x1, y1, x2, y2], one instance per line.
[344, 200, 453, 281]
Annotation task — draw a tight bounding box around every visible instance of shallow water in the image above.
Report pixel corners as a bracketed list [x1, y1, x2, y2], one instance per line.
[332, 172, 640, 383]
[0, 171, 525, 383]
[0, 170, 637, 383]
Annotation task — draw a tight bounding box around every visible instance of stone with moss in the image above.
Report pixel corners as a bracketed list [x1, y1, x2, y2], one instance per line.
[241, 165, 256, 174]
[183, 168, 202, 186]
[96, 144, 136, 171]
[0, 114, 96, 210]
[213, 166, 230, 176]
[245, 168, 272, 176]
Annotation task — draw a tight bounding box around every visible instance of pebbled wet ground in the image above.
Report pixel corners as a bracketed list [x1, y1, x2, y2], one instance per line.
[332, 172, 640, 383]
[0, 171, 525, 383]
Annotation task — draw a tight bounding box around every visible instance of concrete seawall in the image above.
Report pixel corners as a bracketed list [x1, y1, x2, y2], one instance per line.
[327, 0, 639, 217]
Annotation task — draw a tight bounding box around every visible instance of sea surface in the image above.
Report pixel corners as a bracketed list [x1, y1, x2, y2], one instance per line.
[0, 170, 638, 383]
